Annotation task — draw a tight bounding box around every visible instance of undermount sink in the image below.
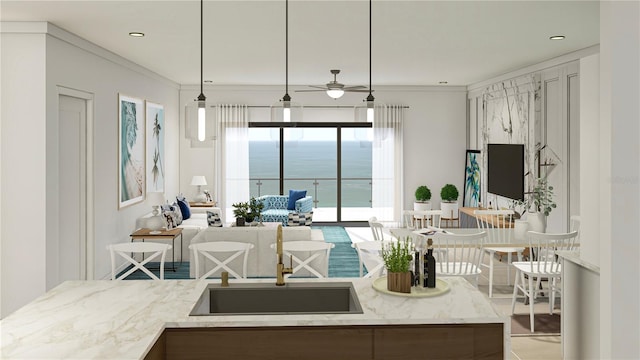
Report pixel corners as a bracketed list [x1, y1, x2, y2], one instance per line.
[190, 282, 363, 316]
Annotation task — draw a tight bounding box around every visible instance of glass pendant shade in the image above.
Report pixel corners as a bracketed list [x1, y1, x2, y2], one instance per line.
[326, 89, 345, 99]
[185, 100, 215, 145]
[270, 101, 303, 122]
[367, 107, 374, 123]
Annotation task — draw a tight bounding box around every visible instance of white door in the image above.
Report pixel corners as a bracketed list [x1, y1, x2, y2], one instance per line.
[58, 95, 87, 281]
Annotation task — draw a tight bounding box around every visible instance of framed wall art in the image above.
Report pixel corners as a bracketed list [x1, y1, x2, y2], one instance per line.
[146, 101, 165, 193]
[463, 150, 481, 208]
[118, 94, 145, 209]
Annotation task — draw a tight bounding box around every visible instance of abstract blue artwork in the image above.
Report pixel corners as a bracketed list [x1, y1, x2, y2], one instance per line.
[464, 150, 481, 207]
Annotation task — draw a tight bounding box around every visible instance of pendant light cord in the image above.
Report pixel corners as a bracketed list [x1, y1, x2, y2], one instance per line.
[285, 0, 289, 97]
[366, 0, 374, 103]
[200, 0, 203, 95]
[197, 0, 206, 101]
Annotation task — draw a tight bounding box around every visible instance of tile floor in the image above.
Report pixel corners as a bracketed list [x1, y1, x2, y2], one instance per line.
[344, 227, 562, 360]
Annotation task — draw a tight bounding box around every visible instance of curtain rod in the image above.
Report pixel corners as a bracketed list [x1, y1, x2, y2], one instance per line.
[243, 105, 410, 109]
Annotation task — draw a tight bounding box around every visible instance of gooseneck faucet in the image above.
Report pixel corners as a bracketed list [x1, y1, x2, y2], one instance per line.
[276, 224, 293, 286]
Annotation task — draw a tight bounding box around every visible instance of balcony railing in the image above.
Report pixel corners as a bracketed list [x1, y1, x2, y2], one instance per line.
[249, 177, 372, 208]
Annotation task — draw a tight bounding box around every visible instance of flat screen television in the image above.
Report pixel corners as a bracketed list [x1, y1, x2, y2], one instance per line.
[487, 143, 524, 201]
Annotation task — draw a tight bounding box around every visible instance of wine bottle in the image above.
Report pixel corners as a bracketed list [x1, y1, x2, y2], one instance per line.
[414, 251, 420, 287]
[423, 250, 429, 287]
[426, 238, 436, 288]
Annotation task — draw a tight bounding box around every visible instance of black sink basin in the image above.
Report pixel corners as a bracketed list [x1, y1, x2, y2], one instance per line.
[190, 282, 363, 316]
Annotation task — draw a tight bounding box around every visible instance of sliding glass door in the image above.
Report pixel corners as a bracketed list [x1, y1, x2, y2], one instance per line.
[284, 128, 337, 221]
[249, 123, 371, 223]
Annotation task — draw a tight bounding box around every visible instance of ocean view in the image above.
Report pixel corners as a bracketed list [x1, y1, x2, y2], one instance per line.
[249, 141, 372, 207]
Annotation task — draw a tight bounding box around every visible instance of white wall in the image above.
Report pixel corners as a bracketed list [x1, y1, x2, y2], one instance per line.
[1, 30, 48, 318]
[579, 53, 599, 266]
[599, 2, 640, 358]
[0, 22, 180, 317]
[178, 85, 468, 216]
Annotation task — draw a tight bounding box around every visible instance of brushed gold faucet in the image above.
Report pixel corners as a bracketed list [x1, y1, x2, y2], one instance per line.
[276, 224, 293, 286]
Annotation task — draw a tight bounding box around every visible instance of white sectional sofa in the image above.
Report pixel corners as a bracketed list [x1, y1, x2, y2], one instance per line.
[189, 225, 326, 279]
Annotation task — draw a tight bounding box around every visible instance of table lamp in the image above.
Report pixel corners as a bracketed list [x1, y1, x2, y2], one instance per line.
[146, 192, 166, 233]
[191, 175, 208, 202]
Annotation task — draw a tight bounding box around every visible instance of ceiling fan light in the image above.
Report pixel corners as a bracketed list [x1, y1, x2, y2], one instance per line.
[326, 89, 345, 99]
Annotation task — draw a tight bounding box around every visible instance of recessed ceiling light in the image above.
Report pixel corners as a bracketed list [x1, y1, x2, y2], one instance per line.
[204, 80, 213, 84]
[128, 32, 145, 37]
[549, 35, 565, 40]
[439, 81, 448, 84]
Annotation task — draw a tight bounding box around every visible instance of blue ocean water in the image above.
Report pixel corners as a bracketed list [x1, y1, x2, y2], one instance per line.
[249, 141, 372, 207]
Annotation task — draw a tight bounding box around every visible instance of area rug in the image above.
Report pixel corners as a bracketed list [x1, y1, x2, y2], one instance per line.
[511, 313, 561, 336]
[121, 226, 360, 279]
[314, 226, 360, 278]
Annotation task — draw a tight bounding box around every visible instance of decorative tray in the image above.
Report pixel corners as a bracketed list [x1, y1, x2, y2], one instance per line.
[372, 277, 450, 298]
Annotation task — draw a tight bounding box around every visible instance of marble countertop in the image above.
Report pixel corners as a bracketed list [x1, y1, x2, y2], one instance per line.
[557, 250, 600, 274]
[0, 277, 507, 359]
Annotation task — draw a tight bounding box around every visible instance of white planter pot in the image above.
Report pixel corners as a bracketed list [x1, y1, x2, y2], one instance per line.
[413, 202, 432, 211]
[514, 219, 529, 242]
[440, 202, 459, 220]
[527, 212, 547, 233]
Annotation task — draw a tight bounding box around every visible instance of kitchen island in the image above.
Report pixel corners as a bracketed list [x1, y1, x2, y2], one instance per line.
[0, 277, 509, 359]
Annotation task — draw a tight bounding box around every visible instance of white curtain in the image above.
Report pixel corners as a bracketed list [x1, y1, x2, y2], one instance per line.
[371, 104, 404, 225]
[214, 104, 249, 222]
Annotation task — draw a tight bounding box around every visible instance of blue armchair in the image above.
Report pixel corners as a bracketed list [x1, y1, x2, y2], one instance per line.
[256, 195, 313, 226]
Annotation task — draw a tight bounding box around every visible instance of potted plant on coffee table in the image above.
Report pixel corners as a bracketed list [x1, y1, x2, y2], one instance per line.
[247, 197, 265, 225]
[440, 183, 459, 221]
[414, 185, 432, 211]
[381, 237, 414, 293]
[232, 201, 249, 226]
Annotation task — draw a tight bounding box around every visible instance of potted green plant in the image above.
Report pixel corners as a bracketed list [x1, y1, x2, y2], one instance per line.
[381, 237, 413, 293]
[414, 185, 432, 211]
[232, 201, 249, 226]
[440, 184, 459, 221]
[521, 177, 556, 233]
[247, 197, 264, 224]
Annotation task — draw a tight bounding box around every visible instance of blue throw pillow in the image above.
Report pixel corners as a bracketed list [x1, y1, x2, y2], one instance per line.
[176, 197, 191, 220]
[287, 189, 307, 210]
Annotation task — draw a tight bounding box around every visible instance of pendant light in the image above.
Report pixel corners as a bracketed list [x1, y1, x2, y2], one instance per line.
[185, 0, 215, 145]
[271, 0, 302, 122]
[365, 0, 375, 123]
[197, 0, 206, 140]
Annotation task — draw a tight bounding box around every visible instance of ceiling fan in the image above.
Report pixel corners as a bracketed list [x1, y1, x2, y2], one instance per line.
[296, 69, 371, 99]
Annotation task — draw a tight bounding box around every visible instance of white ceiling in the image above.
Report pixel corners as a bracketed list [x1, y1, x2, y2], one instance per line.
[1, 1, 600, 87]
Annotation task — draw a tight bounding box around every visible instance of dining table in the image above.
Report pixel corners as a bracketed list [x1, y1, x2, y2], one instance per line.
[388, 227, 530, 249]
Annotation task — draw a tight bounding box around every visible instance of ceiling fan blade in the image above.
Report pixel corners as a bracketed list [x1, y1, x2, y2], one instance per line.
[344, 89, 373, 93]
[307, 85, 329, 90]
[294, 89, 326, 92]
[343, 85, 367, 90]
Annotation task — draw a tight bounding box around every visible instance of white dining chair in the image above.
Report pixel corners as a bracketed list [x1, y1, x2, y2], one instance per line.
[432, 231, 486, 287]
[189, 241, 254, 279]
[403, 210, 442, 229]
[511, 230, 579, 332]
[271, 241, 335, 278]
[109, 242, 172, 280]
[368, 217, 387, 242]
[474, 209, 525, 297]
[352, 241, 385, 278]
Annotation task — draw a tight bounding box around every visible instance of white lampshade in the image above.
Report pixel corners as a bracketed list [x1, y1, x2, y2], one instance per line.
[191, 176, 207, 186]
[147, 192, 165, 206]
